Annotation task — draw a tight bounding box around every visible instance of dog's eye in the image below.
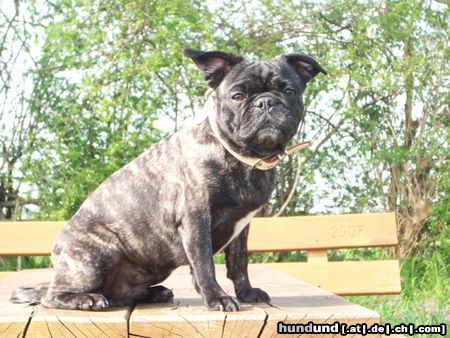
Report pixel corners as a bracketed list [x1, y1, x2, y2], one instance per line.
[232, 93, 245, 102]
[285, 88, 297, 96]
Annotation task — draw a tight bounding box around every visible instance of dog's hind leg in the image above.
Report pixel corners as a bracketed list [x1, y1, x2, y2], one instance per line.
[41, 247, 114, 311]
[101, 259, 174, 306]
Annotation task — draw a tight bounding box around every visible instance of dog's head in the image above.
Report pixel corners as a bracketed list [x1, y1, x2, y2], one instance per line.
[184, 48, 326, 158]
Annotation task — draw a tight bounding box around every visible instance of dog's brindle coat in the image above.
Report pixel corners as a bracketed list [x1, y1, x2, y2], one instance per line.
[11, 49, 325, 311]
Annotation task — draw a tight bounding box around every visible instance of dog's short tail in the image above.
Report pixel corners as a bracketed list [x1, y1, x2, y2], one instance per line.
[10, 282, 49, 305]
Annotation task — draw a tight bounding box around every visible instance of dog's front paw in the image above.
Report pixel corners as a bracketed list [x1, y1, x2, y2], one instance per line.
[236, 287, 270, 303]
[205, 295, 241, 312]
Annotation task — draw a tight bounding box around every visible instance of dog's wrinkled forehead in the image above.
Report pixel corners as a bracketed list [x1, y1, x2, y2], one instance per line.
[221, 60, 301, 92]
[183, 48, 326, 90]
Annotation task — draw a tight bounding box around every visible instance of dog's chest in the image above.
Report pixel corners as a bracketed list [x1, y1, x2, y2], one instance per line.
[212, 209, 259, 253]
[208, 162, 274, 254]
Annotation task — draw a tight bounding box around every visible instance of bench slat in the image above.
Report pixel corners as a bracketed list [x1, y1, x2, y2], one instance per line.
[269, 260, 401, 295]
[0, 221, 64, 256]
[0, 213, 397, 255]
[248, 212, 397, 251]
[0, 214, 400, 297]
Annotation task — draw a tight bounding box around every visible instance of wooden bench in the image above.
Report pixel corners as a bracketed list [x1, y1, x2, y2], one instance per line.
[249, 212, 401, 296]
[0, 212, 400, 337]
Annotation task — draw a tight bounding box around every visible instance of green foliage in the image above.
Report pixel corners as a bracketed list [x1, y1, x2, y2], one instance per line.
[20, 0, 448, 238]
[27, 0, 216, 218]
[1, 0, 448, 326]
[0, 256, 51, 271]
[329, 247, 391, 261]
[214, 251, 307, 264]
[421, 169, 450, 256]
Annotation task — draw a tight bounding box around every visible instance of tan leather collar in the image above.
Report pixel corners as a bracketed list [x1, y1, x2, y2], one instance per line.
[204, 91, 311, 171]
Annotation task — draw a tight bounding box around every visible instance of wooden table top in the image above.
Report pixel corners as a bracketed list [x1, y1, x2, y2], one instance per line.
[0, 264, 380, 337]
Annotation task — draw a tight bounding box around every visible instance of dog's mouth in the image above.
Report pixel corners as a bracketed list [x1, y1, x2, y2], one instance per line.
[252, 143, 286, 158]
[249, 127, 290, 158]
[233, 108, 299, 158]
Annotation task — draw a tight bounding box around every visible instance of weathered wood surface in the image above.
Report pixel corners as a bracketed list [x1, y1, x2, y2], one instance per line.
[131, 265, 381, 338]
[0, 265, 380, 338]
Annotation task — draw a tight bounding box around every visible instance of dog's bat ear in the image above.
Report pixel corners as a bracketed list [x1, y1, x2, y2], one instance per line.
[184, 48, 244, 88]
[281, 54, 327, 84]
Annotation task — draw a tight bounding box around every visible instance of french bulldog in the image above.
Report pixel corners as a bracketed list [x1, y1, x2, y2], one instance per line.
[11, 48, 325, 311]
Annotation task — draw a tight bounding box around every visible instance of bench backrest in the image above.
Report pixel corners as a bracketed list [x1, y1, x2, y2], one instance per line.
[249, 212, 401, 295]
[0, 221, 65, 256]
[249, 212, 397, 252]
[0, 212, 400, 295]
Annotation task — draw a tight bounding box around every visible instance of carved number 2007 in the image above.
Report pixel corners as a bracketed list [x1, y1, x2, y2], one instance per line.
[331, 225, 363, 238]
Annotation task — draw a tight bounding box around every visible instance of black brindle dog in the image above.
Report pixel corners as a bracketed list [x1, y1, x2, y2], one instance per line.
[11, 48, 325, 311]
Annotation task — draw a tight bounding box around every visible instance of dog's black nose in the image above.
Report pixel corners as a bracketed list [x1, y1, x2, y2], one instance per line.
[254, 97, 280, 110]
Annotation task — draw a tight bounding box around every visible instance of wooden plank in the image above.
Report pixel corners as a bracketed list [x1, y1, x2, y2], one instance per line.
[243, 265, 380, 337]
[28, 306, 130, 337]
[130, 265, 267, 337]
[131, 303, 268, 338]
[0, 212, 398, 255]
[261, 304, 381, 338]
[248, 212, 398, 251]
[129, 264, 380, 337]
[0, 306, 33, 338]
[0, 221, 65, 256]
[0, 268, 130, 337]
[307, 249, 328, 263]
[269, 260, 401, 295]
